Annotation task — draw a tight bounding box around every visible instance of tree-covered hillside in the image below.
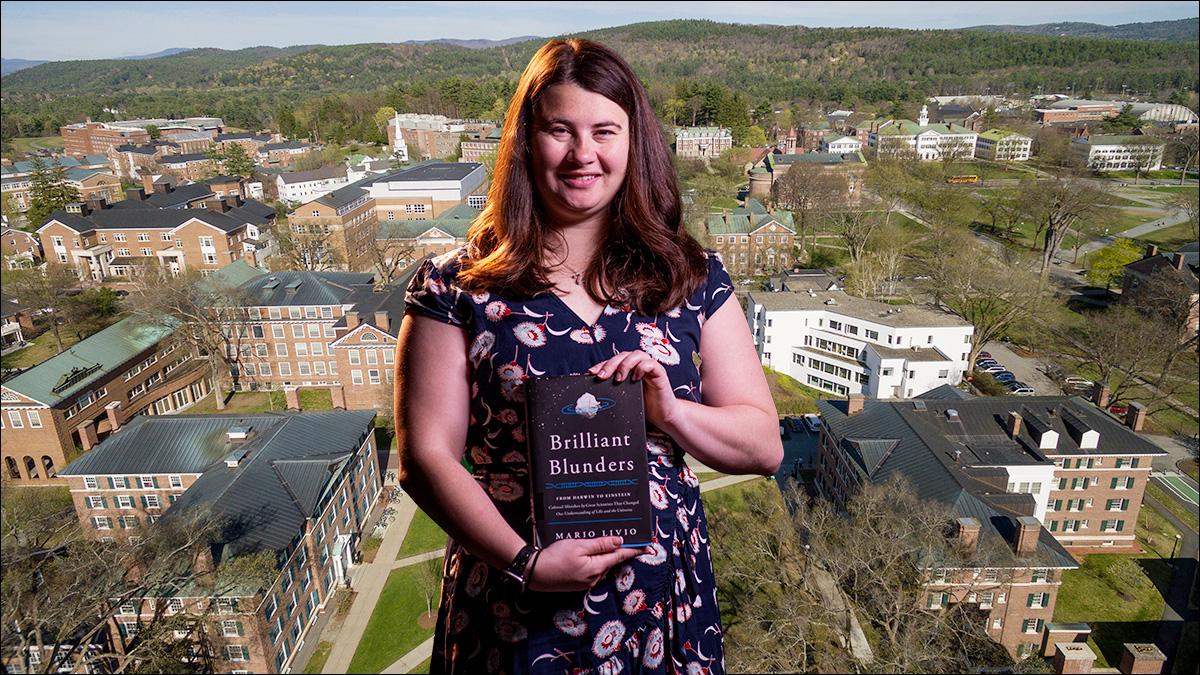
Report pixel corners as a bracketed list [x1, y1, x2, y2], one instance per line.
[1, 20, 1196, 144]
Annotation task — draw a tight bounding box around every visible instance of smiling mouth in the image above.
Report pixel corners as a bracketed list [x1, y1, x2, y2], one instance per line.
[560, 174, 601, 188]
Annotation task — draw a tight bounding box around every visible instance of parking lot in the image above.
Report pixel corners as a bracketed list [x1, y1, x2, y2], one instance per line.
[777, 418, 822, 483]
[980, 342, 1064, 396]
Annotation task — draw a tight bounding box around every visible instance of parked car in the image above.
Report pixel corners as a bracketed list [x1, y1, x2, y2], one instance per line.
[780, 423, 787, 436]
[786, 416, 804, 433]
[1064, 377, 1093, 390]
[980, 364, 1007, 374]
[975, 360, 1000, 369]
[994, 371, 1017, 383]
[1009, 384, 1036, 396]
[803, 414, 822, 433]
[1108, 404, 1129, 416]
[976, 351, 992, 359]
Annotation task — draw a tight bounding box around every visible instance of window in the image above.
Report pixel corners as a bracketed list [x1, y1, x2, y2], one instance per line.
[368, 369, 381, 384]
[279, 362, 292, 376]
[143, 494, 160, 509]
[366, 350, 378, 365]
[86, 495, 106, 508]
[348, 350, 360, 365]
[927, 592, 949, 609]
[307, 324, 321, 338]
[352, 370, 363, 385]
[1111, 477, 1136, 490]
[225, 645, 249, 662]
[114, 233, 127, 242]
[139, 475, 155, 489]
[221, 620, 244, 637]
[1107, 498, 1130, 511]
[276, 343, 289, 357]
[296, 342, 308, 357]
[310, 342, 323, 356]
[7, 410, 23, 428]
[289, 307, 302, 319]
[116, 495, 134, 509]
[199, 236, 214, 248]
[168, 598, 183, 613]
[979, 591, 994, 608]
[291, 324, 305, 338]
[119, 515, 139, 529]
[27, 410, 42, 428]
[1022, 618, 1045, 634]
[261, 363, 272, 376]
[298, 362, 311, 376]
[1101, 520, 1126, 532]
[865, 329, 878, 340]
[169, 475, 184, 489]
[1031, 569, 1049, 583]
[92, 516, 112, 530]
[84, 476, 98, 490]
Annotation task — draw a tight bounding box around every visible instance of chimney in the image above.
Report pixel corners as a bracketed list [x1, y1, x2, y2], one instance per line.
[192, 545, 216, 589]
[85, 196, 107, 213]
[956, 517, 981, 555]
[141, 173, 157, 194]
[78, 419, 99, 452]
[1054, 643, 1097, 675]
[1007, 411, 1023, 438]
[1144, 244, 1158, 259]
[105, 401, 122, 434]
[207, 199, 232, 213]
[125, 187, 146, 202]
[284, 387, 300, 410]
[1171, 252, 1185, 271]
[1091, 382, 1111, 410]
[1118, 643, 1166, 675]
[374, 310, 390, 332]
[346, 311, 360, 329]
[847, 393, 865, 416]
[1014, 515, 1040, 557]
[66, 201, 91, 218]
[1125, 402, 1147, 432]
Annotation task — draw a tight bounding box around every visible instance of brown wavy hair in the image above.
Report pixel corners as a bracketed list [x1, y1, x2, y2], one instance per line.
[456, 38, 709, 315]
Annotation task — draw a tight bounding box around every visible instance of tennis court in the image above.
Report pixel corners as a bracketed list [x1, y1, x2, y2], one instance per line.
[1153, 471, 1199, 507]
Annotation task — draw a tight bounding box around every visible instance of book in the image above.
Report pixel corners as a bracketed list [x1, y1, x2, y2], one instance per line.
[525, 374, 652, 548]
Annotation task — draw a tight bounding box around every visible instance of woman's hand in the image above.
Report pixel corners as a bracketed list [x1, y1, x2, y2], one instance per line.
[588, 351, 680, 430]
[528, 537, 644, 592]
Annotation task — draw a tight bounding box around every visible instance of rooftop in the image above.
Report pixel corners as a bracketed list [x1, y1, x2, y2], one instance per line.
[277, 165, 345, 185]
[369, 162, 482, 184]
[868, 344, 953, 362]
[60, 411, 375, 557]
[377, 204, 481, 240]
[239, 271, 374, 307]
[746, 290, 971, 328]
[2, 316, 180, 407]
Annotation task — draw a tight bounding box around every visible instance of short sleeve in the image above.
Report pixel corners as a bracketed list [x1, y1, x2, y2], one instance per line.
[404, 256, 472, 328]
[700, 251, 734, 319]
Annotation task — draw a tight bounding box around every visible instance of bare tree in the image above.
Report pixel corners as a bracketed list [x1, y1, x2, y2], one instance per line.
[935, 135, 973, 177]
[977, 187, 1024, 241]
[771, 164, 848, 261]
[1019, 175, 1105, 285]
[917, 228, 1042, 363]
[823, 207, 877, 264]
[270, 222, 346, 271]
[863, 159, 920, 230]
[1169, 190, 1199, 240]
[1124, 137, 1165, 185]
[1168, 129, 1200, 186]
[126, 268, 258, 410]
[4, 263, 85, 354]
[370, 225, 420, 284]
[1, 488, 233, 674]
[414, 556, 442, 621]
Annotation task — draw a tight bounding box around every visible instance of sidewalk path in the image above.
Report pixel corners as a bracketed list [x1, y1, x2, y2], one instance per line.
[1146, 492, 1199, 673]
[393, 548, 446, 570]
[322, 495, 418, 674]
[380, 636, 435, 674]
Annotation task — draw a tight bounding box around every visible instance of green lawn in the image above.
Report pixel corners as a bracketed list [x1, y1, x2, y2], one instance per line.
[1137, 501, 1185, 560]
[762, 366, 825, 415]
[347, 563, 441, 673]
[1134, 221, 1198, 250]
[9, 136, 65, 154]
[397, 509, 448, 559]
[1, 329, 82, 370]
[1054, 552, 1170, 667]
[411, 656, 432, 673]
[942, 160, 1033, 181]
[1146, 481, 1200, 533]
[184, 388, 335, 415]
[299, 641, 332, 674]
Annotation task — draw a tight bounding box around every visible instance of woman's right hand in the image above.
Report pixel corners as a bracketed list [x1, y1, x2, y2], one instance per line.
[528, 537, 644, 592]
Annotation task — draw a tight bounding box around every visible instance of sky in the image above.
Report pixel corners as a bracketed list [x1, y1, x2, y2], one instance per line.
[1, 0, 1197, 61]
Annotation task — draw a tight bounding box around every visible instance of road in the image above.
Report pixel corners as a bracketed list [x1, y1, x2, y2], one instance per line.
[978, 341, 1063, 396]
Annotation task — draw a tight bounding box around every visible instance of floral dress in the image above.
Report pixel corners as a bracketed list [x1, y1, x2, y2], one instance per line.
[404, 246, 733, 675]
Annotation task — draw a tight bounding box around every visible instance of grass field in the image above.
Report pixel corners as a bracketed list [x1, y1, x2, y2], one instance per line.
[9, 136, 65, 154]
[347, 562, 441, 673]
[762, 366, 825, 415]
[1136, 500, 1185, 560]
[1134, 221, 1197, 250]
[185, 388, 334, 415]
[1054, 552, 1170, 667]
[1147, 481, 1200, 533]
[396, 509, 447, 559]
[1, 329, 81, 371]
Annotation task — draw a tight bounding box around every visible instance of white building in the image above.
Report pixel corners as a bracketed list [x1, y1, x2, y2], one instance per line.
[1071, 135, 1164, 173]
[365, 162, 487, 220]
[744, 285, 974, 399]
[819, 135, 863, 154]
[868, 106, 978, 161]
[391, 113, 466, 133]
[275, 165, 349, 204]
[975, 129, 1033, 162]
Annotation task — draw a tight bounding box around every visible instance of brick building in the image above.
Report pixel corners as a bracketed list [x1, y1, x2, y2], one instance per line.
[376, 203, 479, 266]
[460, 127, 501, 163]
[37, 178, 275, 281]
[388, 113, 467, 161]
[286, 176, 379, 272]
[703, 199, 795, 276]
[1121, 244, 1199, 337]
[61, 117, 223, 156]
[816, 393, 1088, 657]
[56, 410, 381, 673]
[2, 226, 42, 269]
[749, 151, 866, 204]
[2, 167, 123, 213]
[158, 153, 218, 181]
[672, 127, 734, 158]
[1, 316, 210, 485]
[109, 141, 183, 179]
[224, 270, 404, 412]
[257, 141, 317, 168]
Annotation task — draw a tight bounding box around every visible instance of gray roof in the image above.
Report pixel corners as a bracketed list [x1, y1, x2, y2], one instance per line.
[917, 384, 974, 400]
[215, 132, 272, 142]
[369, 162, 481, 184]
[87, 208, 249, 233]
[869, 344, 953, 362]
[111, 183, 215, 210]
[817, 396, 1080, 569]
[158, 153, 212, 165]
[239, 271, 373, 307]
[746, 290, 971, 328]
[261, 141, 311, 152]
[225, 199, 276, 226]
[312, 175, 377, 210]
[331, 283, 408, 337]
[61, 411, 376, 557]
[1124, 254, 1199, 290]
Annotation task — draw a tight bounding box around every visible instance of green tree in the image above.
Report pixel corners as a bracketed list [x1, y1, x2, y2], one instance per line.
[1086, 238, 1141, 289]
[742, 125, 768, 147]
[207, 143, 255, 178]
[144, 124, 161, 141]
[27, 159, 81, 227]
[373, 106, 397, 137]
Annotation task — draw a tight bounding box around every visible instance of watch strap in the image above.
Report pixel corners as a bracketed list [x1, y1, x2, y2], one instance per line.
[502, 544, 536, 586]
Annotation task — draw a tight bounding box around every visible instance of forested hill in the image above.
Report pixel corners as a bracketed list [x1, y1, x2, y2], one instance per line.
[966, 18, 1198, 42]
[2, 20, 1196, 140]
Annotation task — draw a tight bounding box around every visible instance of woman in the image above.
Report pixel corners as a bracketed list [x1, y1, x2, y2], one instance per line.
[396, 38, 782, 675]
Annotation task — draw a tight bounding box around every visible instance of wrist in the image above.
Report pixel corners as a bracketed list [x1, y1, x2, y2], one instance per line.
[656, 397, 689, 436]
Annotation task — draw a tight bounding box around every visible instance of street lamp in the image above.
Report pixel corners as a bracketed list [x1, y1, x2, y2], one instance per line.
[1171, 533, 1182, 561]
[804, 543, 811, 576]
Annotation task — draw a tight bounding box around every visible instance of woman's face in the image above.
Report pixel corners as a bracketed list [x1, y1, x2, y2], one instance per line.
[530, 83, 630, 229]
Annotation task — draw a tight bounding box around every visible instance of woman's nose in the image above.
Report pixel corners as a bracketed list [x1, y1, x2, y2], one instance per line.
[568, 136, 596, 164]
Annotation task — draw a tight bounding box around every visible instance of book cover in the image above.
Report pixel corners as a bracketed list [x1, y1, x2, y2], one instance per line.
[526, 374, 652, 548]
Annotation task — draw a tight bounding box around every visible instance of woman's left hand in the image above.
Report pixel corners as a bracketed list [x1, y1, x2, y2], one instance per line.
[588, 351, 679, 430]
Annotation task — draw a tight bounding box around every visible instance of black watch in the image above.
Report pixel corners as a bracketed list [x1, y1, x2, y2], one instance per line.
[502, 544, 538, 589]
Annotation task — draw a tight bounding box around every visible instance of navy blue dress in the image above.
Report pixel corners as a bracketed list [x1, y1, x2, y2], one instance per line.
[404, 246, 733, 675]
